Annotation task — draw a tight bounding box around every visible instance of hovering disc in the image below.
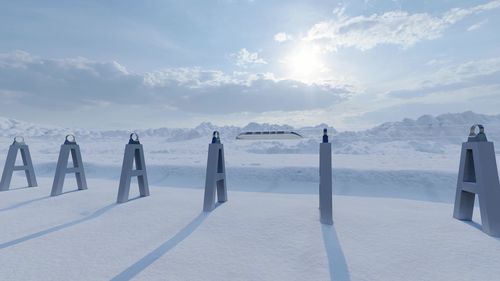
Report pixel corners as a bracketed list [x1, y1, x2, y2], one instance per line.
[236, 131, 303, 140]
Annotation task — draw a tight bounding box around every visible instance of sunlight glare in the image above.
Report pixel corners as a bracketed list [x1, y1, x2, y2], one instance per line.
[284, 43, 327, 83]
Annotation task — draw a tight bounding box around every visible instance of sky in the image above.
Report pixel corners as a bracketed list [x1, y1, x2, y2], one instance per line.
[0, 0, 499, 130]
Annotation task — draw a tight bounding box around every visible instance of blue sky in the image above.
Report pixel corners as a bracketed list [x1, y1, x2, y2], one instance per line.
[0, 0, 499, 130]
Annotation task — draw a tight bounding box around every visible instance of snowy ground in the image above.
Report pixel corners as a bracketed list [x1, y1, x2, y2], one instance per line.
[0, 135, 489, 204]
[1, 112, 500, 280]
[0, 175, 499, 281]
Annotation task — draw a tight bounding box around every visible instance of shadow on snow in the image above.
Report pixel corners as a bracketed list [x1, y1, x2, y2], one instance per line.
[322, 224, 351, 281]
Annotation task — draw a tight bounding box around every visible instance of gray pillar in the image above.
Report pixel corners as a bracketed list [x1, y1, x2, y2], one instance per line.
[117, 133, 150, 204]
[319, 128, 333, 225]
[0, 136, 37, 191]
[453, 124, 500, 237]
[51, 135, 87, 196]
[203, 131, 227, 212]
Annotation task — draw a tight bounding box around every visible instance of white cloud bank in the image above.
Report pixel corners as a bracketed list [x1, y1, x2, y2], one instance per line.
[467, 19, 488, 31]
[304, 0, 500, 51]
[0, 51, 353, 115]
[273, 32, 292, 43]
[232, 48, 267, 68]
[388, 57, 500, 99]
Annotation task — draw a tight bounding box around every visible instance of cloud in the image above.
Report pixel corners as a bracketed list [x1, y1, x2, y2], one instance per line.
[304, 0, 500, 51]
[0, 50, 354, 115]
[273, 32, 292, 43]
[232, 48, 267, 68]
[0, 51, 144, 109]
[388, 57, 500, 99]
[467, 19, 488, 31]
[347, 98, 500, 128]
[332, 6, 346, 18]
[142, 68, 354, 114]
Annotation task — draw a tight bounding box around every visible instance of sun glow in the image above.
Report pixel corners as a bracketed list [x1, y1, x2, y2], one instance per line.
[284, 43, 327, 83]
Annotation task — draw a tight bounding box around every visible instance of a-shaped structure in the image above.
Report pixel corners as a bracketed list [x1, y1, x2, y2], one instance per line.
[453, 124, 500, 236]
[117, 133, 150, 203]
[319, 129, 333, 225]
[203, 131, 228, 212]
[51, 135, 88, 196]
[0, 136, 37, 191]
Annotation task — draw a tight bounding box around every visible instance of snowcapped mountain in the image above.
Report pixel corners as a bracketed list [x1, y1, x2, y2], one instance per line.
[334, 111, 500, 144]
[0, 111, 499, 155]
[0, 117, 319, 140]
[240, 111, 500, 155]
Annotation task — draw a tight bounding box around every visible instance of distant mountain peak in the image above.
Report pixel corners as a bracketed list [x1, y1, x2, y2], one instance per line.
[0, 111, 498, 143]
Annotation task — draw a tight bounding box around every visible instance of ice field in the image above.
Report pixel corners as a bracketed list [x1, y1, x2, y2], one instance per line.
[0, 111, 500, 281]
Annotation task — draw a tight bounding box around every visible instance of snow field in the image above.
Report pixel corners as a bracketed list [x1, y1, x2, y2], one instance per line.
[0, 176, 499, 281]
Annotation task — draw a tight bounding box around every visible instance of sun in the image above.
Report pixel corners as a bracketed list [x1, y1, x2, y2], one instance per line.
[284, 43, 327, 83]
